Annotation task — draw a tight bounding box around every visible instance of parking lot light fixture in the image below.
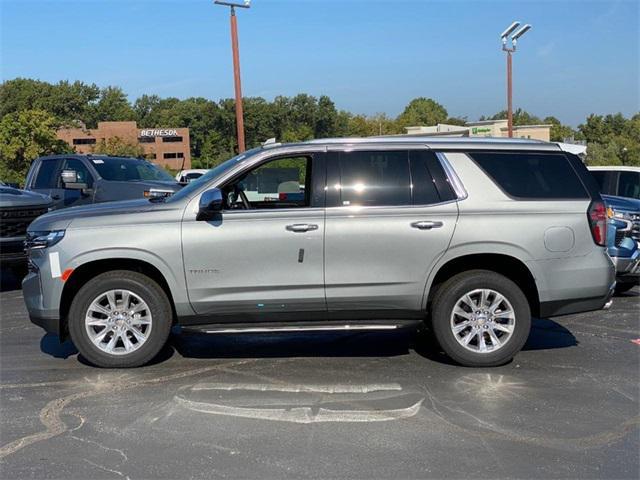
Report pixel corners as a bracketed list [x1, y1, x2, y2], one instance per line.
[500, 21, 532, 138]
[214, 0, 251, 153]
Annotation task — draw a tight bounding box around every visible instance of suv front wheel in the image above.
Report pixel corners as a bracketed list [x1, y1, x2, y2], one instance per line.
[431, 270, 531, 367]
[68, 270, 173, 368]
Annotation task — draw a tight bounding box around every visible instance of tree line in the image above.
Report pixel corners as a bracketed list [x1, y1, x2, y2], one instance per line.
[0, 78, 637, 184]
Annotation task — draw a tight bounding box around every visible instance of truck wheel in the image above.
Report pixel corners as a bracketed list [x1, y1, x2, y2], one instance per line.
[430, 270, 531, 367]
[68, 270, 172, 368]
[614, 283, 636, 295]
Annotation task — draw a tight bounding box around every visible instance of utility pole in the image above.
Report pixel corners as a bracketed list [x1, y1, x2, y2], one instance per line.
[214, 0, 250, 152]
[500, 22, 531, 138]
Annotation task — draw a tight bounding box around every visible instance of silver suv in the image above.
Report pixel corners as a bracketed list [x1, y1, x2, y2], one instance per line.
[23, 137, 615, 368]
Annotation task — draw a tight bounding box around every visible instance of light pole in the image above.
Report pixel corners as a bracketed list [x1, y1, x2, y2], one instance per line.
[500, 22, 531, 138]
[214, 0, 250, 153]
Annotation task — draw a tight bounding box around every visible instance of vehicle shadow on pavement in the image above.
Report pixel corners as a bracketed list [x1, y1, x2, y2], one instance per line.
[38, 319, 577, 367]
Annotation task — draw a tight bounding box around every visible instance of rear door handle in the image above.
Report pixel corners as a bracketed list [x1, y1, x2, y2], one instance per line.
[411, 221, 443, 230]
[286, 224, 319, 233]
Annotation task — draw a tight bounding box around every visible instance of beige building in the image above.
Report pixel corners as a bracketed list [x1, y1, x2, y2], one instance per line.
[405, 119, 552, 142]
[56, 121, 191, 170]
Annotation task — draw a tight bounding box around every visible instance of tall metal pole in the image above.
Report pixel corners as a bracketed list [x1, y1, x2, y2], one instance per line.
[229, 7, 246, 152]
[506, 50, 513, 138]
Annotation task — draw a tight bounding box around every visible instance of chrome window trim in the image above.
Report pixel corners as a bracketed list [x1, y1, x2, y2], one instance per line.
[436, 152, 468, 201]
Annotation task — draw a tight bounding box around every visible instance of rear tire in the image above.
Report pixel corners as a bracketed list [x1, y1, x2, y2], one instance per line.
[68, 270, 172, 368]
[430, 270, 531, 367]
[614, 283, 636, 295]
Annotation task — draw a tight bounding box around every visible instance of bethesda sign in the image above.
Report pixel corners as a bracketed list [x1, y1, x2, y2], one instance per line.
[139, 129, 178, 137]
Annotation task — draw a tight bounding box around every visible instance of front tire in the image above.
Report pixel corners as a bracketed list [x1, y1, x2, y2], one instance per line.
[68, 270, 172, 368]
[430, 270, 531, 367]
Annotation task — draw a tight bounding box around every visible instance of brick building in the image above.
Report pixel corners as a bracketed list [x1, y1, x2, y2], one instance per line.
[56, 121, 191, 170]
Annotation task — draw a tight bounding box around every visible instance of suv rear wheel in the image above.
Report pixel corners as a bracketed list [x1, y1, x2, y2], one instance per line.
[431, 270, 531, 367]
[68, 270, 172, 368]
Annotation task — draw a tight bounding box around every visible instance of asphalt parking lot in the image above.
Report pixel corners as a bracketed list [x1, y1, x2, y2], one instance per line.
[0, 269, 638, 479]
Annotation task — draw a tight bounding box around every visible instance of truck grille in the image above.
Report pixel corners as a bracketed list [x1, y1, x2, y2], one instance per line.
[631, 213, 640, 243]
[0, 207, 48, 238]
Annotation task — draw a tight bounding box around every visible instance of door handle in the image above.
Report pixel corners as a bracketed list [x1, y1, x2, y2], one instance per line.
[411, 221, 443, 230]
[286, 224, 319, 233]
[51, 195, 61, 200]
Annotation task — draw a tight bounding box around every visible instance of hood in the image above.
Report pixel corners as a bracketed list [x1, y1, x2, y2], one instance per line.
[603, 195, 640, 213]
[0, 185, 52, 209]
[29, 198, 158, 232]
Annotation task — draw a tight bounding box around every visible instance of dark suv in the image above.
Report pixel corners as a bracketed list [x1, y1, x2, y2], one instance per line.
[24, 155, 182, 210]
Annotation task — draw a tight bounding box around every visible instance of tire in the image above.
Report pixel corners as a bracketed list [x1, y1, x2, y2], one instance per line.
[68, 270, 172, 368]
[430, 269, 531, 367]
[614, 283, 636, 295]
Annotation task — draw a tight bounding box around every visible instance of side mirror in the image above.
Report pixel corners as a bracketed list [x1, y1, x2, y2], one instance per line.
[60, 169, 87, 190]
[196, 188, 223, 221]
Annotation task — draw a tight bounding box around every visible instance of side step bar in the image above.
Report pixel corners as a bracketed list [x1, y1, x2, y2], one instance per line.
[181, 320, 423, 335]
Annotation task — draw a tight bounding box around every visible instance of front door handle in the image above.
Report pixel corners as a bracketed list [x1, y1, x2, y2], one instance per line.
[286, 224, 319, 233]
[411, 220, 443, 230]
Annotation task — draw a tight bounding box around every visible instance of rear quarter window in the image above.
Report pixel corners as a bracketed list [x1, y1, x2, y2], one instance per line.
[469, 152, 589, 200]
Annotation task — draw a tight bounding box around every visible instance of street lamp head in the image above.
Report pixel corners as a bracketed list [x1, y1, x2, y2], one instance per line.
[511, 24, 532, 43]
[214, 0, 251, 8]
[500, 21, 521, 42]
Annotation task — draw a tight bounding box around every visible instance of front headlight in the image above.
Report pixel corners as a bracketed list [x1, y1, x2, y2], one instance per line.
[25, 230, 65, 250]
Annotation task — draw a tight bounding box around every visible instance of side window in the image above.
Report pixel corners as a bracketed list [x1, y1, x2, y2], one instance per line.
[470, 152, 588, 199]
[33, 160, 60, 189]
[62, 159, 94, 188]
[409, 150, 457, 204]
[589, 171, 608, 194]
[337, 151, 411, 207]
[224, 156, 311, 209]
[618, 171, 640, 199]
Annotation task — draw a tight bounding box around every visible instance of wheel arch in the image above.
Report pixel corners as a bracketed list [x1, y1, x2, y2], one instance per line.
[59, 258, 179, 339]
[425, 253, 541, 318]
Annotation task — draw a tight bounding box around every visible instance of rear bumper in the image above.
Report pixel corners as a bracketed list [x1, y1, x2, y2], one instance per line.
[539, 281, 616, 318]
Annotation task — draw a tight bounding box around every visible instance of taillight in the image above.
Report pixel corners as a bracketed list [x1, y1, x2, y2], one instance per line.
[588, 200, 607, 246]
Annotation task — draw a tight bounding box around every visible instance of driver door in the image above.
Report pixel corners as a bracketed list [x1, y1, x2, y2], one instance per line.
[181, 152, 327, 320]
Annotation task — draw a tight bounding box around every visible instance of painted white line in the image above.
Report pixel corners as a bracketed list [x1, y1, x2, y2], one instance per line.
[49, 252, 61, 278]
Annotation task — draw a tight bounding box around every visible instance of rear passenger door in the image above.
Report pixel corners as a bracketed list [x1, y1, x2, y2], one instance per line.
[324, 148, 458, 316]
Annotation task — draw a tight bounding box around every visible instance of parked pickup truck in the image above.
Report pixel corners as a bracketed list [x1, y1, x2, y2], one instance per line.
[24, 155, 182, 210]
[0, 181, 51, 267]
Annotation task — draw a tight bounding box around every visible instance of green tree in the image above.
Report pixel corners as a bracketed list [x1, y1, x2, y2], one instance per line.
[91, 137, 144, 158]
[0, 78, 100, 125]
[0, 109, 72, 184]
[543, 116, 576, 142]
[87, 86, 137, 127]
[484, 108, 542, 125]
[315, 95, 338, 138]
[585, 141, 623, 166]
[396, 97, 448, 129]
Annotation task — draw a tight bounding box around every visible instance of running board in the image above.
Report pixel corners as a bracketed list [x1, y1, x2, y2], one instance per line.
[180, 320, 422, 335]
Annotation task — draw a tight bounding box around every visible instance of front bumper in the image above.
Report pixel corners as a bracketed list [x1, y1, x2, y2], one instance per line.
[22, 252, 63, 336]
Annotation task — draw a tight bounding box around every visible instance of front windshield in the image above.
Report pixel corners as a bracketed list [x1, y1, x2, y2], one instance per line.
[91, 157, 174, 182]
[166, 148, 262, 203]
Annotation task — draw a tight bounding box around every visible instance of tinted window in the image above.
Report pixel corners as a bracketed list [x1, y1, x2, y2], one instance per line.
[618, 171, 640, 199]
[589, 170, 608, 193]
[62, 159, 94, 188]
[470, 152, 588, 199]
[33, 160, 59, 189]
[338, 151, 411, 207]
[409, 150, 456, 204]
[91, 157, 174, 182]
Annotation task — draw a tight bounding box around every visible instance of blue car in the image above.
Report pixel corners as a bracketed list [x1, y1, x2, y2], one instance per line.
[603, 194, 640, 294]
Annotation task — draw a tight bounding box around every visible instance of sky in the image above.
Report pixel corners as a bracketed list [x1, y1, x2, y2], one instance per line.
[0, 0, 638, 127]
